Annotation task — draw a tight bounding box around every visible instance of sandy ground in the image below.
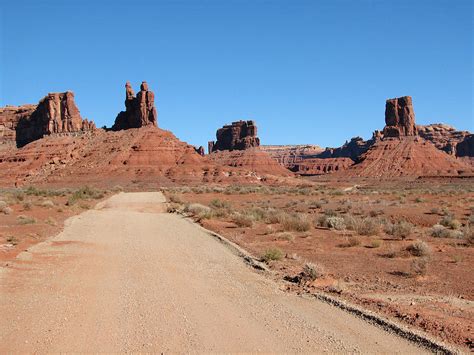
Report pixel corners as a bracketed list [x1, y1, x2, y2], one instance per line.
[0, 192, 428, 352]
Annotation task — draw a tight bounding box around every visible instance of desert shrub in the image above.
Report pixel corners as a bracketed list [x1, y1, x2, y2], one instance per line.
[430, 207, 440, 215]
[431, 224, 450, 238]
[302, 263, 325, 280]
[262, 248, 283, 262]
[407, 240, 431, 257]
[0, 200, 7, 210]
[45, 217, 57, 226]
[410, 257, 428, 276]
[245, 207, 267, 222]
[22, 201, 33, 210]
[41, 200, 55, 208]
[67, 186, 104, 205]
[354, 217, 381, 236]
[414, 197, 425, 203]
[232, 213, 254, 227]
[369, 209, 384, 217]
[168, 194, 183, 204]
[279, 213, 311, 232]
[346, 236, 361, 247]
[264, 225, 275, 235]
[463, 226, 473, 245]
[209, 199, 231, 209]
[318, 216, 345, 230]
[17, 215, 36, 225]
[370, 239, 383, 248]
[276, 232, 294, 241]
[2, 206, 12, 215]
[184, 203, 211, 217]
[384, 220, 413, 239]
[323, 209, 337, 217]
[440, 215, 461, 230]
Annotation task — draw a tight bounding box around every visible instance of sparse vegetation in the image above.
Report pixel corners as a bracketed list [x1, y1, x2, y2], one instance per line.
[262, 248, 283, 262]
[17, 215, 36, 225]
[384, 220, 414, 239]
[407, 240, 431, 257]
[302, 262, 325, 280]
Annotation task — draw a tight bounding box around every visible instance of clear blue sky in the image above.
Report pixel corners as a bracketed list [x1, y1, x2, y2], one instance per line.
[1, 0, 472, 148]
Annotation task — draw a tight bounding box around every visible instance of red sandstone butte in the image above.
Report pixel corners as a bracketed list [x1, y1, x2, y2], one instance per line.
[208, 120, 260, 153]
[112, 81, 158, 130]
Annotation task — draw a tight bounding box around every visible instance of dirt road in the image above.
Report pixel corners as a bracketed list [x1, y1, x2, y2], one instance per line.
[0, 192, 428, 352]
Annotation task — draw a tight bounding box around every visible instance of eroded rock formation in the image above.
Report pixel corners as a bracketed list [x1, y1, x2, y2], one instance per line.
[0, 105, 36, 147]
[112, 81, 158, 130]
[417, 124, 471, 155]
[383, 96, 417, 137]
[456, 135, 474, 157]
[0, 92, 95, 148]
[290, 158, 354, 175]
[260, 145, 324, 167]
[209, 120, 260, 153]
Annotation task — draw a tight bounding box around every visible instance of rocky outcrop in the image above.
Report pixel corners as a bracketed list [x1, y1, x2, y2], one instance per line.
[290, 158, 354, 175]
[194, 146, 205, 156]
[383, 96, 417, 137]
[340, 97, 473, 178]
[0, 105, 36, 147]
[456, 134, 474, 157]
[317, 134, 379, 162]
[112, 81, 158, 130]
[260, 145, 324, 167]
[209, 120, 260, 153]
[417, 124, 471, 155]
[1, 92, 95, 148]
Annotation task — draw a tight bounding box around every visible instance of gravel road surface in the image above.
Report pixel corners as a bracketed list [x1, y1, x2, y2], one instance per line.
[0, 192, 428, 352]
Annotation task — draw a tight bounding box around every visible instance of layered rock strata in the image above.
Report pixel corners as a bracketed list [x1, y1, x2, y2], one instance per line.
[209, 120, 260, 152]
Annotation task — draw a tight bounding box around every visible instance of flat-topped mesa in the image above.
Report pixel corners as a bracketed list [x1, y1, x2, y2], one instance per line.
[383, 96, 417, 137]
[1, 91, 95, 147]
[112, 81, 158, 130]
[208, 120, 260, 153]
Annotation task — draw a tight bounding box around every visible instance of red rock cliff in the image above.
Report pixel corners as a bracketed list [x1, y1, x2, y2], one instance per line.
[208, 120, 260, 153]
[383, 96, 417, 137]
[1, 92, 95, 147]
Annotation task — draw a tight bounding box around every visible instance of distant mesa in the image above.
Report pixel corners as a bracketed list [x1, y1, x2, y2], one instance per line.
[112, 81, 158, 131]
[208, 120, 260, 153]
[0, 91, 95, 148]
[383, 96, 417, 137]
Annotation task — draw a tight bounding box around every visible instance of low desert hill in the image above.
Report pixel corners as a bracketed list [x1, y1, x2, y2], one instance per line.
[0, 127, 295, 188]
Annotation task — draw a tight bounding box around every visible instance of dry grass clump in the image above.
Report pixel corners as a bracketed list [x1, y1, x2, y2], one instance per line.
[45, 217, 57, 226]
[384, 220, 414, 239]
[301, 262, 325, 280]
[369, 239, 383, 248]
[317, 215, 345, 230]
[431, 224, 451, 238]
[0, 200, 12, 215]
[67, 186, 105, 205]
[407, 240, 431, 257]
[342, 215, 381, 236]
[279, 213, 311, 232]
[184, 203, 212, 219]
[262, 248, 283, 262]
[410, 257, 428, 276]
[17, 215, 36, 225]
[232, 213, 254, 227]
[168, 194, 184, 204]
[41, 200, 55, 208]
[276, 232, 294, 241]
[440, 215, 461, 230]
